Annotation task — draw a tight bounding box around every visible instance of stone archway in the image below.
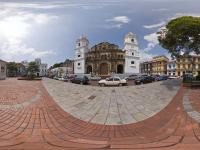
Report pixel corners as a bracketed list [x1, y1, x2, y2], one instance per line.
[86, 65, 92, 74]
[117, 64, 124, 74]
[100, 63, 108, 75]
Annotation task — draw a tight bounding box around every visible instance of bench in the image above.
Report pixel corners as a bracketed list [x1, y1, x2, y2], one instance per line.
[191, 81, 200, 88]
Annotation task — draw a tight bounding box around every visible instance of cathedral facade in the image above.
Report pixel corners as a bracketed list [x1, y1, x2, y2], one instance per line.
[74, 32, 140, 76]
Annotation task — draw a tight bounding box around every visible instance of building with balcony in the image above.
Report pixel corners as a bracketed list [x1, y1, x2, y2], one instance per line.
[176, 55, 200, 76]
[140, 61, 152, 75]
[167, 60, 177, 76]
[151, 56, 169, 75]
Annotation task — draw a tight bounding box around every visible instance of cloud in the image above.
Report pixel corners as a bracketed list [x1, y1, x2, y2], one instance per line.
[143, 32, 159, 52]
[140, 51, 156, 62]
[0, 8, 57, 62]
[152, 8, 169, 12]
[169, 13, 200, 20]
[104, 16, 130, 29]
[0, 38, 55, 61]
[107, 16, 130, 24]
[143, 21, 166, 29]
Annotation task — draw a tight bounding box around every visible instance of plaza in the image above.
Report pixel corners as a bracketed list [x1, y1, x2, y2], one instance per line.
[0, 78, 200, 149]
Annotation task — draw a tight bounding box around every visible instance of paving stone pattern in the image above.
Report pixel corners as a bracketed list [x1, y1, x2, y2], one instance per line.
[0, 78, 200, 149]
[43, 78, 180, 125]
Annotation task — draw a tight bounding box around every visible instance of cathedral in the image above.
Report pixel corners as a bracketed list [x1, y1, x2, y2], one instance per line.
[74, 32, 140, 76]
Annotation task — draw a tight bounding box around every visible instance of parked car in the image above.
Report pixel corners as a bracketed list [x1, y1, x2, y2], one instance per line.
[53, 76, 59, 80]
[58, 77, 68, 82]
[90, 75, 101, 81]
[168, 76, 180, 79]
[71, 75, 89, 85]
[135, 76, 154, 85]
[126, 74, 138, 80]
[155, 75, 168, 81]
[98, 77, 127, 86]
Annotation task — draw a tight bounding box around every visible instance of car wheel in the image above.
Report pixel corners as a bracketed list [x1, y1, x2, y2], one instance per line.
[100, 83, 105, 87]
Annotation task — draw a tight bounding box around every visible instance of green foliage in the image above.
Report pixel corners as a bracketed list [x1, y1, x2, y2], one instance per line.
[27, 62, 39, 79]
[183, 74, 193, 83]
[52, 62, 63, 69]
[158, 16, 200, 58]
[196, 75, 200, 81]
[7, 62, 18, 77]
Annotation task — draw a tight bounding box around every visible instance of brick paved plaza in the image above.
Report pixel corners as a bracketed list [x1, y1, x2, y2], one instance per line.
[0, 78, 200, 149]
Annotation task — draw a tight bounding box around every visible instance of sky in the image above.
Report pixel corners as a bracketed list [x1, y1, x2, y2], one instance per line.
[0, 0, 200, 66]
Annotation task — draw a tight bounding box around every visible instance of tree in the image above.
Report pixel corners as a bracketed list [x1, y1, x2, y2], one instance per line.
[7, 62, 18, 77]
[27, 62, 39, 78]
[52, 62, 63, 69]
[158, 16, 200, 58]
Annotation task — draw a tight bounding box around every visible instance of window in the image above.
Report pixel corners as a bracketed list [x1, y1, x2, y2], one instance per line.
[131, 61, 135, 64]
[131, 38, 134, 42]
[107, 78, 113, 81]
[132, 52, 134, 56]
[114, 78, 120, 81]
[78, 43, 80, 46]
[78, 63, 81, 66]
[78, 54, 81, 57]
[1, 66, 5, 73]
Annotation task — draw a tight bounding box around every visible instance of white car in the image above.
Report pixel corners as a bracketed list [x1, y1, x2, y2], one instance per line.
[168, 76, 180, 79]
[98, 77, 127, 86]
[58, 77, 68, 81]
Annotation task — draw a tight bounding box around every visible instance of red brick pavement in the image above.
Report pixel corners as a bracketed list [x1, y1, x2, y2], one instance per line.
[0, 79, 200, 150]
[189, 89, 200, 112]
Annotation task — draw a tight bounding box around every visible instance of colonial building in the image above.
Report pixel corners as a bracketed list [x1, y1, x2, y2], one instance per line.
[35, 58, 48, 77]
[63, 59, 74, 74]
[74, 32, 140, 76]
[152, 56, 169, 75]
[167, 60, 177, 76]
[0, 59, 7, 80]
[176, 55, 200, 76]
[140, 55, 169, 75]
[140, 61, 152, 75]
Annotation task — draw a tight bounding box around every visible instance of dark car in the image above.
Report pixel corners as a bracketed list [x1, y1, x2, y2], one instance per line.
[155, 75, 168, 81]
[127, 74, 138, 80]
[135, 76, 154, 85]
[71, 75, 89, 85]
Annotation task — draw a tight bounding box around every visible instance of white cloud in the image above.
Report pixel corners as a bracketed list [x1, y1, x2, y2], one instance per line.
[0, 38, 55, 61]
[143, 32, 159, 52]
[107, 16, 130, 24]
[105, 16, 130, 29]
[152, 8, 169, 12]
[0, 8, 57, 62]
[140, 51, 156, 62]
[143, 21, 166, 29]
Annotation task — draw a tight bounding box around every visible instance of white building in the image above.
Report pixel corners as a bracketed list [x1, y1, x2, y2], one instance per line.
[123, 32, 140, 74]
[50, 67, 73, 77]
[74, 32, 140, 75]
[74, 36, 89, 74]
[167, 60, 177, 76]
[0, 59, 7, 80]
[35, 58, 48, 77]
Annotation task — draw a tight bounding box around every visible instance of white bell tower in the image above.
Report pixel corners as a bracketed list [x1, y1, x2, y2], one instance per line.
[124, 32, 140, 74]
[74, 36, 89, 74]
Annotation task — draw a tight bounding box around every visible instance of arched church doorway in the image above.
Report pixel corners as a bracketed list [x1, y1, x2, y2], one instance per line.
[86, 65, 92, 74]
[117, 64, 123, 74]
[100, 63, 108, 75]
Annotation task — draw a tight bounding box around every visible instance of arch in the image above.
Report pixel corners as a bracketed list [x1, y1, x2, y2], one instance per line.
[117, 64, 124, 74]
[87, 65, 92, 74]
[100, 63, 108, 75]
